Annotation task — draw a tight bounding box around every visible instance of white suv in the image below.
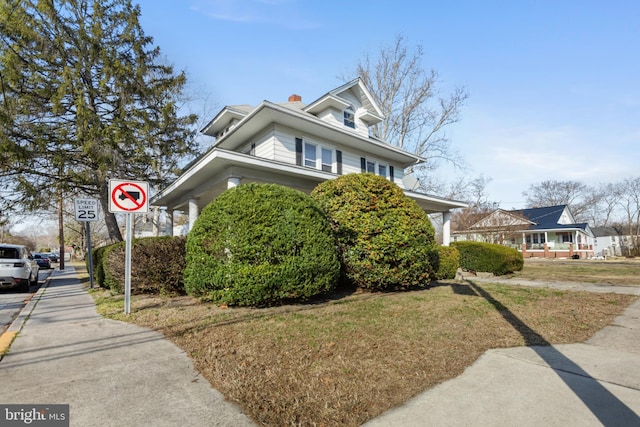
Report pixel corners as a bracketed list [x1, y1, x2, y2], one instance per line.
[0, 244, 40, 293]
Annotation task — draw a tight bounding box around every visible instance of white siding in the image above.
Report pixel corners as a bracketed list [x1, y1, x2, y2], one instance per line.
[316, 109, 342, 128]
[238, 124, 407, 185]
[558, 209, 572, 225]
[340, 151, 363, 175]
[273, 130, 297, 164]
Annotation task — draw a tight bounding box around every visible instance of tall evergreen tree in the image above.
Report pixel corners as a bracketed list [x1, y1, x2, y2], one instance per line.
[0, 0, 198, 241]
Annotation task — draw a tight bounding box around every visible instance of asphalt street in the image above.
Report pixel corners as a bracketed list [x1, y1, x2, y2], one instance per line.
[0, 269, 53, 333]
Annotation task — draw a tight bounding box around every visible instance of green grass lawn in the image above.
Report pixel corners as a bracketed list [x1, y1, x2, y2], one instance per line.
[83, 259, 639, 426]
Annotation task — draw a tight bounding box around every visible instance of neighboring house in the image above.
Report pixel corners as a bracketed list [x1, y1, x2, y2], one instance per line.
[150, 78, 466, 245]
[133, 214, 187, 238]
[592, 226, 640, 257]
[453, 205, 595, 258]
[592, 226, 622, 257]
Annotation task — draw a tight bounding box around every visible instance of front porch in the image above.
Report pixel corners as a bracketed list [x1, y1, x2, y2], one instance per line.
[510, 230, 594, 259]
[520, 242, 594, 259]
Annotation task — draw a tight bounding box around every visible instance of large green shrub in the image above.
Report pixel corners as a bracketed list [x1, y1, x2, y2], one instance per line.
[434, 245, 460, 280]
[311, 173, 437, 290]
[452, 241, 523, 275]
[184, 183, 340, 306]
[98, 236, 187, 294]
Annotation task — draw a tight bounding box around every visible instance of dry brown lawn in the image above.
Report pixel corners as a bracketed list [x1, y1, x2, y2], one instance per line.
[512, 257, 640, 286]
[82, 260, 638, 426]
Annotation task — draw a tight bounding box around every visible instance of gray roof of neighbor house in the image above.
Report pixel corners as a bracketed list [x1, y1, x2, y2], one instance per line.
[591, 226, 622, 237]
[509, 205, 588, 231]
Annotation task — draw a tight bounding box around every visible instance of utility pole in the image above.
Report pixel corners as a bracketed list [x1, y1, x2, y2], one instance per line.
[58, 188, 65, 270]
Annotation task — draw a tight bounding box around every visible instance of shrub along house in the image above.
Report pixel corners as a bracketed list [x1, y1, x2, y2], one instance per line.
[453, 205, 595, 258]
[150, 78, 466, 244]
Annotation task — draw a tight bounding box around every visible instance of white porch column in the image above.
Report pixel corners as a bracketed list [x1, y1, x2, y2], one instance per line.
[442, 211, 451, 246]
[152, 206, 160, 236]
[227, 176, 241, 189]
[165, 208, 174, 236]
[188, 198, 199, 233]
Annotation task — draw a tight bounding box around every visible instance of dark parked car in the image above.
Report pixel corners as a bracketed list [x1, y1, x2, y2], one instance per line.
[33, 253, 52, 269]
[44, 252, 59, 263]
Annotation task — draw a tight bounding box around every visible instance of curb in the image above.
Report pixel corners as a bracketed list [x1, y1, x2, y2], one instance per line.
[0, 269, 54, 357]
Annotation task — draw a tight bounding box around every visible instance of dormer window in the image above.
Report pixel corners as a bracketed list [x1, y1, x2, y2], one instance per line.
[343, 106, 355, 128]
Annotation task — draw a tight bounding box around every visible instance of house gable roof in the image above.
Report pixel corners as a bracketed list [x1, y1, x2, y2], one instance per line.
[202, 78, 385, 140]
[461, 204, 592, 235]
[469, 209, 534, 230]
[304, 78, 384, 125]
[511, 205, 573, 229]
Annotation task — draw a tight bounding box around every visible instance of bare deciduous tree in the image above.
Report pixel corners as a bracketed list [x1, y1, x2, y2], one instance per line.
[349, 34, 469, 178]
[616, 177, 640, 255]
[522, 180, 601, 222]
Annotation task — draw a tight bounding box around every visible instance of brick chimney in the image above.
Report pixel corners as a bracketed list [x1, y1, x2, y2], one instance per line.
[288, 94, 302, 102]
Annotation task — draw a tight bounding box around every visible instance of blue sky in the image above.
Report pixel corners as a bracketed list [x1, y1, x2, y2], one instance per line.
[134, 0, 640, 209]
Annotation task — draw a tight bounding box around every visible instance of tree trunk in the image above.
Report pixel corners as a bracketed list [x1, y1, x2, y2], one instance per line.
[98, 182, 123, 242]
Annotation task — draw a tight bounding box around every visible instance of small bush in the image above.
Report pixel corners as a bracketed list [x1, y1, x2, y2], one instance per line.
[452, 241, 523, 275]
[90, 245, 110, 288]
[184, 183, 340, 306]
[311, 173, 438, 290]
[100, 236, 187, 295]
[102, 242, 126, 292]
[433, 246, 460, 280]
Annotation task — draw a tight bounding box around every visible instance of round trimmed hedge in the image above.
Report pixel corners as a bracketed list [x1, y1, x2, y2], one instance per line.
[184, 183, 340, 306]
[311, 173, 438, 290]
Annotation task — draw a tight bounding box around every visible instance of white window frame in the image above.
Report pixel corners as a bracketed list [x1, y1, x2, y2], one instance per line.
[363, 157, 390, 179]
[378, 163, 387, 178]
[321, 147, 333, 173]
[304, 142, 317, 168]
[344, 106, 355, 128]
[366, 160, 376, 174]
[302, 141, 336, 173]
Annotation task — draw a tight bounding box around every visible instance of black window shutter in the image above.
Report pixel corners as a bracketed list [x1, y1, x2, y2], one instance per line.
[336, 150, 343, 175]
[389, 165, 395, 182]
[360, 157, 366, 172]
[295, 138, 303, 166]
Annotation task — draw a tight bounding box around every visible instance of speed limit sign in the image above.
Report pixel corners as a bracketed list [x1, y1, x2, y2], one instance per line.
[74, 198, 99, 222]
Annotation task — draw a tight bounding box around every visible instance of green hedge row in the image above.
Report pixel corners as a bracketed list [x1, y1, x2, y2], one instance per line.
[91, 236, 187, 295]
[451, 241, 523, 275]
[90, 182, 525, 305]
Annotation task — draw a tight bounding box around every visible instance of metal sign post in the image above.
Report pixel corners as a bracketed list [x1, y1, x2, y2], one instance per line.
[124, 213, 132, 315]
[108, 179, 149, 315]
[86, 222, 95, 289]
[74, 198, 99, 289]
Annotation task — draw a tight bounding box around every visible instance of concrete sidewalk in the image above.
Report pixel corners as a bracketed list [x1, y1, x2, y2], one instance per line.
[364, 280, 640, 426]
[0, 267, 256, 427]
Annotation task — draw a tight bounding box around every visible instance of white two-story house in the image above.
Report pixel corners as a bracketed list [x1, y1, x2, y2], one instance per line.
[150, 78, 466, 244]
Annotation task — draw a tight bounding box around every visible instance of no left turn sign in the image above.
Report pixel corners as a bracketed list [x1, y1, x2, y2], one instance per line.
[109, 179, 149, 213]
